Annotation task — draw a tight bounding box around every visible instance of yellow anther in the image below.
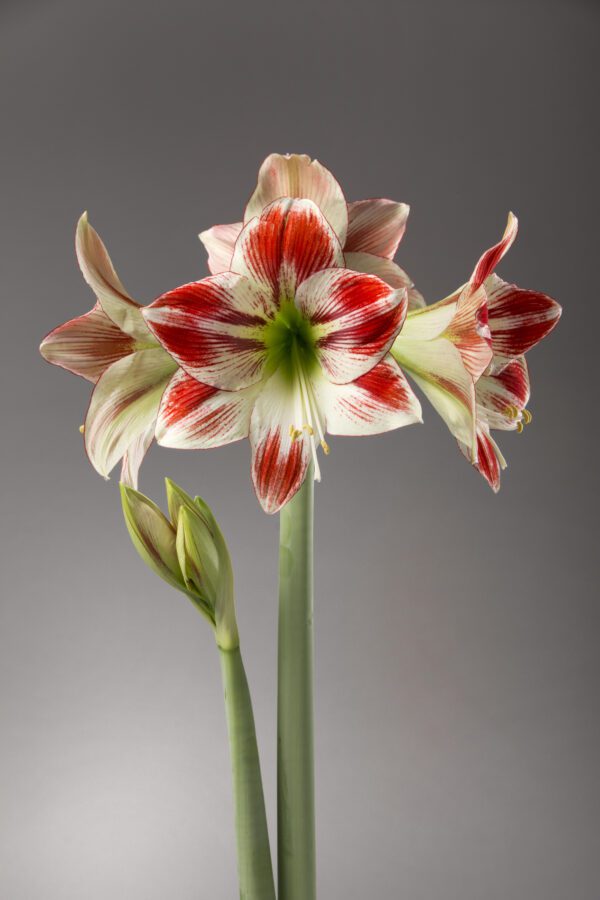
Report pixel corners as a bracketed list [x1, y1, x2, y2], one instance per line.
[320, 439, 330, 455]
[292, 429, 303, 442]
[78, 424, 85, 434]
[522, 408, 532, 425]
[304, 424, 314, 436]
[289, 424, 295, 438]
[516, 421, 524, 434]
[506, 404, 518, 420]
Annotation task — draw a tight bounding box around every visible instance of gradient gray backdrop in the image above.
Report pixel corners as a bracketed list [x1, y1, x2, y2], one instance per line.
[1, 1, 598, 897]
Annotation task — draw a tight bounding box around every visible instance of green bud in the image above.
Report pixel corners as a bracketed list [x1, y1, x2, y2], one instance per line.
[120, 480, 238, 647]
[120, 484, 186, 593]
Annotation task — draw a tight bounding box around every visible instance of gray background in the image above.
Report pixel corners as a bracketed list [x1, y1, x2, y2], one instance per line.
[1, 0, 598, 897]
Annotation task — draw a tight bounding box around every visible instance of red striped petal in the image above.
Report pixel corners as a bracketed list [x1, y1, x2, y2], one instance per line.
[459, 427, 504, 492]
[344, 199, 409, 259]
[245, 153, 348, 245]
[156, 370, 258, 449]
[199, 222, 242, 275]
[446, 284, 493, 381]
[470, 212, 518, 290]
[317, 355, 421, 435]
[40, 304, 135, 383]
[250, 368, 310, 514]
[296, 268, 407, 384]
[143, 273, 271, 391]
[485, 274, 562, 365]
[232, 198, 343, 301]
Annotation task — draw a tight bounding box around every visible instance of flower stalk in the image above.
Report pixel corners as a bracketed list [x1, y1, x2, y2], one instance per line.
[277, 463, 316, 900]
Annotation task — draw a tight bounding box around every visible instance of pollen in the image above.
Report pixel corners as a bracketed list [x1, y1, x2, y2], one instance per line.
[516, 421, 524, 433]
[522, 408, 532, 425]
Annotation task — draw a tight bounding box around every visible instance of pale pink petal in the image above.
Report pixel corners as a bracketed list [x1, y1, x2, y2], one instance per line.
[155, 369, 259, 449]
[470, 212, 518, 290]
[476, 356, 530, 430]
[40, 304, 135, 383]
[296, 268, 406, 384]
[316, 355, 421, 435]
[345, 200, 409, 259]
[232, 198, 343, 300]
[244, 153, 348, 245]
[485, 274, 562, 368]
[143, 273, 271, 391]
[199, 222, 243, 275]
[344, 251, 425, 310]
[75, 213, 150, 342]
[445, 284, 493, 381]
[84, 348, 177, 480]
[250, 367, 310, 514]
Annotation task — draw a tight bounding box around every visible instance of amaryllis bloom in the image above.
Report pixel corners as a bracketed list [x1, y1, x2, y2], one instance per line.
[39, 214, 177, 486]
[392, 213, 561, 489]
[143, 198, 422, 513]
[199, 152, 425, 312]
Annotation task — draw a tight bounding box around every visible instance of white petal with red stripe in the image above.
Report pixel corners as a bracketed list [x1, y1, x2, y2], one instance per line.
[250, 367, 311, 514]
[297, 268, 407, 384]
[76, 213, 150, 342]
[120, 421, 155, 489]
[199, 222, 243, 275]
[345, 199, 409, 259]
[470, 212, 518, 290]
[476, 356, 530, 430]
[245, 153, 348, 245]
[156, 369, 259, 449]
[84, 348, 177, 479]
[40, 303, 135, 383]
[316, 355, 421, 435]
[458, 426, 506, 493]
[232, 198, 343, 301]
[143, 273, 272, 391]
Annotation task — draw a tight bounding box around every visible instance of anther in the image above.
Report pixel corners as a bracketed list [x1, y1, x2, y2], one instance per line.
[320, 440, 330, 455]
[516, 421, 524, 434]
[79, 424, 85, 434]
[304, 425, 314, 436]
[522, 408, 532, 425]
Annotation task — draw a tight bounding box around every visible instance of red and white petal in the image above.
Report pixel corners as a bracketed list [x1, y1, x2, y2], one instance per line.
[84, 348, 177, 480]
[485, 274, 562, 366]
[344, 251, 425, 310]
[458, 425, 506, 493]
[199, 222, 243, 275]
[40, 304, 135, 383]
[155, 369, 259, 449]
[297, 268, 407, 384]
[120, 422, 155, 489]
[143, 273, 271, 391]
[315, 355, 421, 435]
[232, 198, 343, 301]
[470, 212, 518, 290]
[398, 298, 458, 342]
[476, 356, 530, 430]
[445, 284, 493, 381]
[344, 199, 409, 259]
[244, 153, 348, 245]
[76, 213, 150, 342]
[393, 337, 477, 456]
[250, 367, 311, 514]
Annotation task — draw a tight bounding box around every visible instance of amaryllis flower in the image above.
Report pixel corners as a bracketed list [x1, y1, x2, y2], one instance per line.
[143, 198, 422, 513]
[392, 213, 561, 488]
[39, 214, 177, 486]
[199, 152, 424, 312]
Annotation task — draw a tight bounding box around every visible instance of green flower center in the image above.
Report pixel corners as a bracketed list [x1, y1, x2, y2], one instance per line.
[264, 300, 318, 381]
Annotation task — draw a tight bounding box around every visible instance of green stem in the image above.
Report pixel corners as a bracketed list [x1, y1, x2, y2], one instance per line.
[277, 465, 316, 900]
[220, 646, 276, 900]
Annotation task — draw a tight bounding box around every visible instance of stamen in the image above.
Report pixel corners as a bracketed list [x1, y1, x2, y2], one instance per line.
[321, 440, 330, 455]
[79, 424, 85, 434]
[516, 421, 524, 433]
[522, 408, 532, 425]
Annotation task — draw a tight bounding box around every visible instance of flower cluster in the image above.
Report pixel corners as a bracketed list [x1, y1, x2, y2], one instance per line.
[40, 153, 561, 510]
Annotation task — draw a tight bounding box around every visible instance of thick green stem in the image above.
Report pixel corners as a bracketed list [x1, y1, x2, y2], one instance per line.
[277, 465, 316, 900]
[220, 646, 276, 900]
